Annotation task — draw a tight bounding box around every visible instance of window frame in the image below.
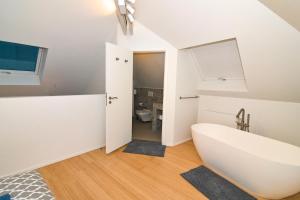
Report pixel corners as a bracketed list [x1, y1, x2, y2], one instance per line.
[0, 47, 45, 76]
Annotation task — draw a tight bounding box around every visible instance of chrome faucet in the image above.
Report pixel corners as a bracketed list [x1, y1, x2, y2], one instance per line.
[236, 108, 250, 132]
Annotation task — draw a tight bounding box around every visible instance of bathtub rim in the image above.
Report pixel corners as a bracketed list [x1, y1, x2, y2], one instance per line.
[191, 123, 300, 167]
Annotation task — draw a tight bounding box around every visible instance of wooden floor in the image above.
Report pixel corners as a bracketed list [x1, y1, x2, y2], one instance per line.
[39, 141, 300, 200]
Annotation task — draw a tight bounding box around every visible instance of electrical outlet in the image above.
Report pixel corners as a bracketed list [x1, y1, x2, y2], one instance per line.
[148, 91, 154, 97]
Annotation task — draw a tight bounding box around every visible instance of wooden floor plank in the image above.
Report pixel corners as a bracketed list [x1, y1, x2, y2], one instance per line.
[39, 140, 299, 200]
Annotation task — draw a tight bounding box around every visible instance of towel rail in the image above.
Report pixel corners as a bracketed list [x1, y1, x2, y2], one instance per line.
[179, 96, 199, 100]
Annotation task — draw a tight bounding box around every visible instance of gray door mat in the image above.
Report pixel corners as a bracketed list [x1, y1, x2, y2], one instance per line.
[123, 140, 166, 157]
[0, 170, 54, 200]
[181, 166, 256, 200]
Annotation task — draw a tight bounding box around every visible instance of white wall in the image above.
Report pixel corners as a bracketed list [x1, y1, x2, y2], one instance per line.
[117, 21, 178, 146]
[173, 50, 199, 145]
[133, 53, 165, 89]
[133, 1, 300, 147]
[0, 95, 105, 178]
[198, 95, 300, 147]
[0, 0, 117, 96]
[135, 0, 300, 103]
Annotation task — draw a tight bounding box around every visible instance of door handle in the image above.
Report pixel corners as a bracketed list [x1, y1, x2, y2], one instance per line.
[108, 96, 118, 104]
[109, 96, 118, 100]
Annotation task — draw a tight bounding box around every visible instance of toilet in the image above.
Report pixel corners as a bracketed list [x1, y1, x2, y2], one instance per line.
[136, 109, 152, 122]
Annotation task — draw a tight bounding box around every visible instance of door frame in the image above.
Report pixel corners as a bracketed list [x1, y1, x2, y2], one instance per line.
[133, 50, 167, 145]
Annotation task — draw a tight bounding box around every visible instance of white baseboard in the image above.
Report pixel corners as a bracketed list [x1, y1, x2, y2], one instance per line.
[172, 137, 192, 146]
[0, 144, 105, 179]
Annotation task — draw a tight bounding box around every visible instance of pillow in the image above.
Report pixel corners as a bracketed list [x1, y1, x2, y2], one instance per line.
[0, 194, 11, 200]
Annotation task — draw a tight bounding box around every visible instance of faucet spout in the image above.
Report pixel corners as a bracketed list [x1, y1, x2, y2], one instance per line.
[236, 108, 247, 131]
[236, 108, 245, 119]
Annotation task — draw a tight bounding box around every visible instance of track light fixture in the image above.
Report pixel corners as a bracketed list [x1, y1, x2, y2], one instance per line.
[127, 0, 135, 4]
[115, 0, 136, 35]
[127, 13, 134, 23]
[117, 0, 126, 14]
[126, 4, 135, 14]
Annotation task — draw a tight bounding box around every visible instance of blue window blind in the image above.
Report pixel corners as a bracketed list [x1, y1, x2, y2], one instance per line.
[0, 41, 39, 72]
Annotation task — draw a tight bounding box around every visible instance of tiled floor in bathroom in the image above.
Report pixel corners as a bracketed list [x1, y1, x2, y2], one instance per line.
[132, 118, 162, 142]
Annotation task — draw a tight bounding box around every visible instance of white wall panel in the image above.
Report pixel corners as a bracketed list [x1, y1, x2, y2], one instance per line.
[198, 95, 300, 147]
[0, 95, 105, 178]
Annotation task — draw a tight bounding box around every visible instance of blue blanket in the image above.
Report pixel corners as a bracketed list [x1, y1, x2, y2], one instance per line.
[0, 194, 11, 200]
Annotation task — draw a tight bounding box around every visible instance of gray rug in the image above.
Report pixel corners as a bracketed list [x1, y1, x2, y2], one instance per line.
[181, 166, 256, 200]
[123, 140, 166, 157]
[0, 170, 54, 200]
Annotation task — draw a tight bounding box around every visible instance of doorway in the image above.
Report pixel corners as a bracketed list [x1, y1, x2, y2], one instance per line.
[132, 52, 165, 142]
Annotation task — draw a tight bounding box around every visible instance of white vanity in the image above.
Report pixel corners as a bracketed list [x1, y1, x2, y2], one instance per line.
[152, 102, 163, 131]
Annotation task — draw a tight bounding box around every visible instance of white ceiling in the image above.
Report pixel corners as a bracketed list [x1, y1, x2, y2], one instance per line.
[0, 0, 117, 96]
[1, 0, 300, 103]
[134, 0, 300, 103]
[258, 0, 300, 32]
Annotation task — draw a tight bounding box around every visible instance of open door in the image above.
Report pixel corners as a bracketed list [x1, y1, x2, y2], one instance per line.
[105, 43, 133, 154]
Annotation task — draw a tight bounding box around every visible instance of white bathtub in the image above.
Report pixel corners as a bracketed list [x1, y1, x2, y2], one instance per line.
[191, 123, 300, 199]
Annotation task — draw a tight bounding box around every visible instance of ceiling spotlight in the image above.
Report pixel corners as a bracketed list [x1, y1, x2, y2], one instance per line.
[118, 0, 126, 14]
[127, 13, 134, 23]
[126, 0, 136, 4]
[126, 4, 135, 14]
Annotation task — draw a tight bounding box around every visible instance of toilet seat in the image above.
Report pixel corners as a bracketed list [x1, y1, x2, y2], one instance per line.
[136, 109, 152, 122]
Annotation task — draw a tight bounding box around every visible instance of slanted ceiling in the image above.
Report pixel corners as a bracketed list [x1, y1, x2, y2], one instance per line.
[258, 0, 300, 32]
[134, 0, 300, 103]
[0, 0, 117, 96]
[1, 0, 300, 103]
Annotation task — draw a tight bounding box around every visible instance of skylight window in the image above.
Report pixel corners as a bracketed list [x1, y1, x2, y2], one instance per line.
[184, 38, 248, 92]
[0, 41, 47, 85]
[191, 39, 245, 81]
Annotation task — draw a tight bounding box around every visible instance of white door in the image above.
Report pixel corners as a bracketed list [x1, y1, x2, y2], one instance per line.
[105, 43, 133, 154]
